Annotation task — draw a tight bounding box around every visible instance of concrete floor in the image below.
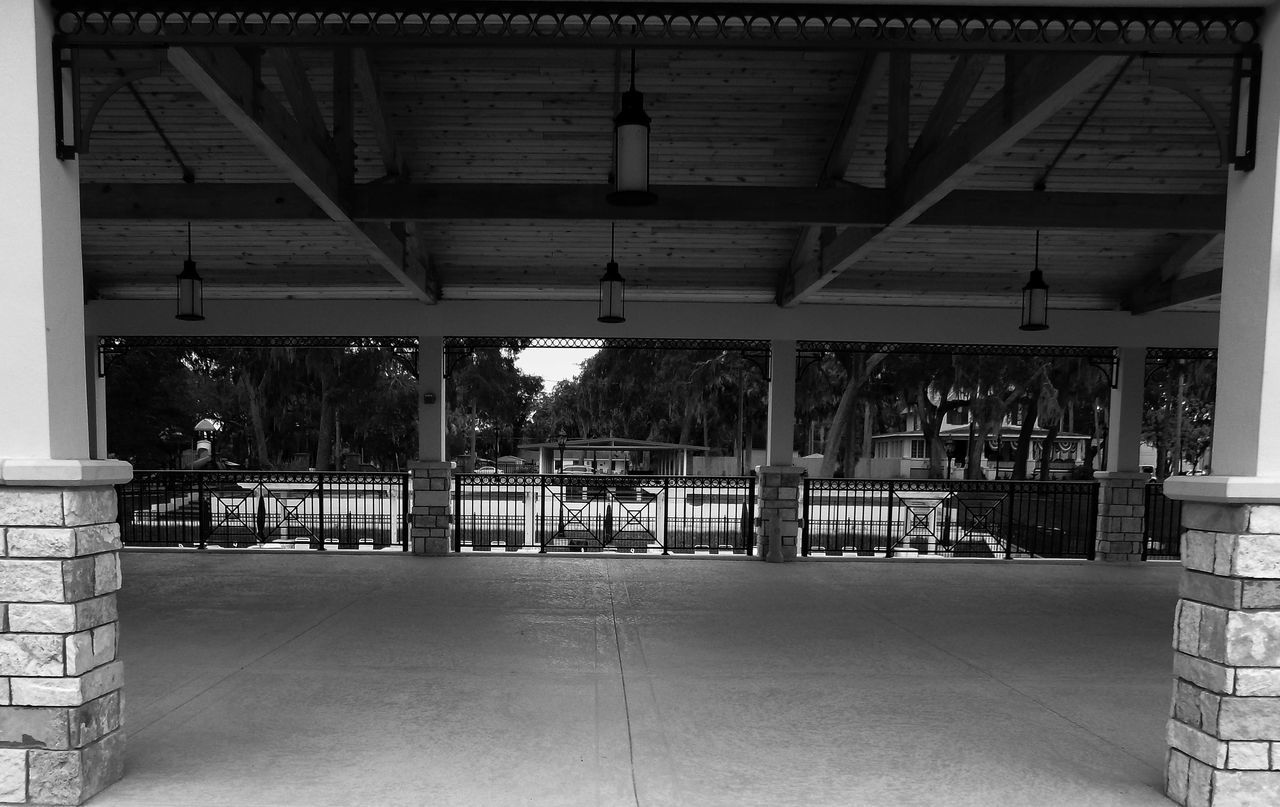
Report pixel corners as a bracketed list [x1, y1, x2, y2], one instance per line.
[87, 552, 1182, 807]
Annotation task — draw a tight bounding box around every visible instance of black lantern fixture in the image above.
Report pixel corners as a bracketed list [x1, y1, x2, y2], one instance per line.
[607, 50, 656, 206]
[176, 222, 204, 322]
[599, 223, 626, 324]
[1020, 230, 1048, 331]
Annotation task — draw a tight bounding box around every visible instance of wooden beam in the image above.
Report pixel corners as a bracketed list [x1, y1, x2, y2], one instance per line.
[778, 53, 1123, 307]
[79, 183, 1227, 233]
[167, 46, 438, 303]
[885, 52, 911, 194]
[264, 47, 332, 163]
[1125, 267, 1223, 314]
[352, 49, 406, 180]
[918, 191, 1225, 232]
[789, 53, 886, 272]
[907, 54, 992, 171]
[1159, 232, 1224, 281]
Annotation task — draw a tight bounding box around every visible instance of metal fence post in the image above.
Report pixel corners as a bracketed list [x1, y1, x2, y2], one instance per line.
[316, 475, 326, 550]
[1004, 481, 1015, 560]
[885, 480, 895, 558]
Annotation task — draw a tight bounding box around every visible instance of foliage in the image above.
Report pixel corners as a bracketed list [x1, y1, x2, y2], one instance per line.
[1143, 357, 1216, 477]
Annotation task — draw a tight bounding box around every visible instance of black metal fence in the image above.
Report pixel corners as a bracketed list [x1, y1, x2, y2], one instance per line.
[1143, 482, 1183, 560]
[118, 470, 410, 550]
[802, 478, 1099, 559]
[454, 474, 756, 554]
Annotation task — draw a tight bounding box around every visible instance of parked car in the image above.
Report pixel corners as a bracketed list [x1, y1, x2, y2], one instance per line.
[474, 466, 503, 474]
[560, 465, 594, 474]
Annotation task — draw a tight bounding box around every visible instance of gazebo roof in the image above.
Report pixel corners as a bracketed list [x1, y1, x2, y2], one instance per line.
[60, 3, 1252, 316]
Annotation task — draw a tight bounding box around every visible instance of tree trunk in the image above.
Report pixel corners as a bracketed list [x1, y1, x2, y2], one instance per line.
[819, 367, 859, 477]
[315, 388, 335, 471]
[240, 376, 272, 470]
[1011, 397, 1037, 480]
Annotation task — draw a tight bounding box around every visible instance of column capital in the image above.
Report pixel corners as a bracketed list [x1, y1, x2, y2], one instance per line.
[0, 460, 131, 488]
[1165, 476, 1280, 504]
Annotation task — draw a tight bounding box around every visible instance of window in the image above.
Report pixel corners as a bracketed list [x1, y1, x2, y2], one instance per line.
[910, 439, 927, 459]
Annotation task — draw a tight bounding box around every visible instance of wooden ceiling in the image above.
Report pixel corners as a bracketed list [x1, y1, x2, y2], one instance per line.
[60, 4, 1257, 315]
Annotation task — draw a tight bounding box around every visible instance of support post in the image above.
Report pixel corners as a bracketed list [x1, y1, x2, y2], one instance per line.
[1094, 346, 1148, 561]
[1161, 11, 1280, 804]
[0, 4, 133, 803]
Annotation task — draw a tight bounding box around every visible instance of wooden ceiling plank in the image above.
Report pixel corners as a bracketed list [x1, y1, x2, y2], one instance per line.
[919, 190, 1225, 232]
[167, 46, 438, 303]
[778, 53, 1123, 307]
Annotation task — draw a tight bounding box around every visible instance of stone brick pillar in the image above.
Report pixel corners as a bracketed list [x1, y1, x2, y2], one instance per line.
[1166, 500, 1280, 806]
[1094, 471, 1148, 561]
[756, 466, 803, 561]
[0, 483, 125, 806]
[410, 461, 452, 555]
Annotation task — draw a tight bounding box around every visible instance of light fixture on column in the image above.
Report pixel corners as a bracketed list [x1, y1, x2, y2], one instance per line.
[1020, 230, 1048, 331]
[176, 222, 205, 322]
[607, 49, 656, 206]
[599, 223, 626, 324]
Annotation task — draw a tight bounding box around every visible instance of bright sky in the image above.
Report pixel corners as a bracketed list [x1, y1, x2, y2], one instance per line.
[515, 347, 598, 394]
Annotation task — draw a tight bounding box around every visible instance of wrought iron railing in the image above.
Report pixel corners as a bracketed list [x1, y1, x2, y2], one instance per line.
[1142, 481, 1183, 560]
[117, 470, 410, 550]
[453, 474, 755, 555]
[802, 478, 1099, 559]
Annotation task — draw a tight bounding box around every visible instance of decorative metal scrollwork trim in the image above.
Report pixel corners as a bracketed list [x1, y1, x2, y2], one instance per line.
[53, 4, 1263, 54]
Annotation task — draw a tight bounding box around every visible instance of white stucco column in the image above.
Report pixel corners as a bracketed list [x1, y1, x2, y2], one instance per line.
[765, 340, 797, 466]
[1093, 346, 1148, 561]
[416, 334, 446, 462]
[1162, 12, 1280, 805]
[410, 334, 450, 555]
[1105, 346, 1145, 474]
[0, 3, 132, 804]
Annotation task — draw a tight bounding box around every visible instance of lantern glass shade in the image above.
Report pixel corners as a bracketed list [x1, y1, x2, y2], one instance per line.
[1020, 268, 1049, 331]
[598, 260, 625, 323]
[176, 259, 204, 321]
[608, 83, 657, 206]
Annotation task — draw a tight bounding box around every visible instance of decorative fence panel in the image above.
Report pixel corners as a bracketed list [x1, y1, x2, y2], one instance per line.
[1142, 481, 1183, 560]
[454, 474, 755, 555]
[802, 478, 1099, 559]
[118, 470, 410, 550]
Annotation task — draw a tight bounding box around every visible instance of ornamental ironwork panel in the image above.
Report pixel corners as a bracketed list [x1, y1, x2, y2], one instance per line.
[53, 4, 1262, 54]
[118, 469, 410, 550]
[454, 473, 755, 555]
[802, 477, 1098, 559]
[1142, 481, 1183, 561]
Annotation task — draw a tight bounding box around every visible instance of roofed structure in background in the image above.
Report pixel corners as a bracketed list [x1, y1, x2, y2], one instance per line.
[56, 3, 1260, 317]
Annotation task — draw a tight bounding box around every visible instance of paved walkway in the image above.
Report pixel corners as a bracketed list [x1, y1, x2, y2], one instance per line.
[88, 553, 1181, 807]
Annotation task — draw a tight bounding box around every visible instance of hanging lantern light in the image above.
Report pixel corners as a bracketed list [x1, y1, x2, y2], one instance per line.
[176, 222, 205, 322]
[599, 223, 626, 323]
[607, 50, 656, 206]
[1020, 230, 1048, 331]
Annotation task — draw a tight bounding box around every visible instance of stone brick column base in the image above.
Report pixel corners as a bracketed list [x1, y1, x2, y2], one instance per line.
[1094, 471, 1148, 561]
[409, 461, 452, 555]
[1167, 500, 1280, 806]
[0, 484, 125, 806]
[755, 466, 803, 561]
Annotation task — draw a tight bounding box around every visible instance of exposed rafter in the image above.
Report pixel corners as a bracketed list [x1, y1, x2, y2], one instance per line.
[777, 53, 1123, 307]
[167, 45, 440, 303]
[1124, 268, 1223, 314]
[79, 183, 1227, 233]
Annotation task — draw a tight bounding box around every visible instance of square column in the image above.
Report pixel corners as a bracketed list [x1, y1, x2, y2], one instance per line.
[1166, 501, 1280, 806]
[1094, 472, 1147, 561]
[0, 478, 128, 806]
[756, 466, 803, 562]
[409, 461, 452, 555]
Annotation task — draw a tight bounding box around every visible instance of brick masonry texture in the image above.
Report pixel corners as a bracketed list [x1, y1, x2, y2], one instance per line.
[410, 462, 453, 555]
[1095, 476, 1146, 561]
[1168, 500, 1280, 806]
[0, 484, 126, 803]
